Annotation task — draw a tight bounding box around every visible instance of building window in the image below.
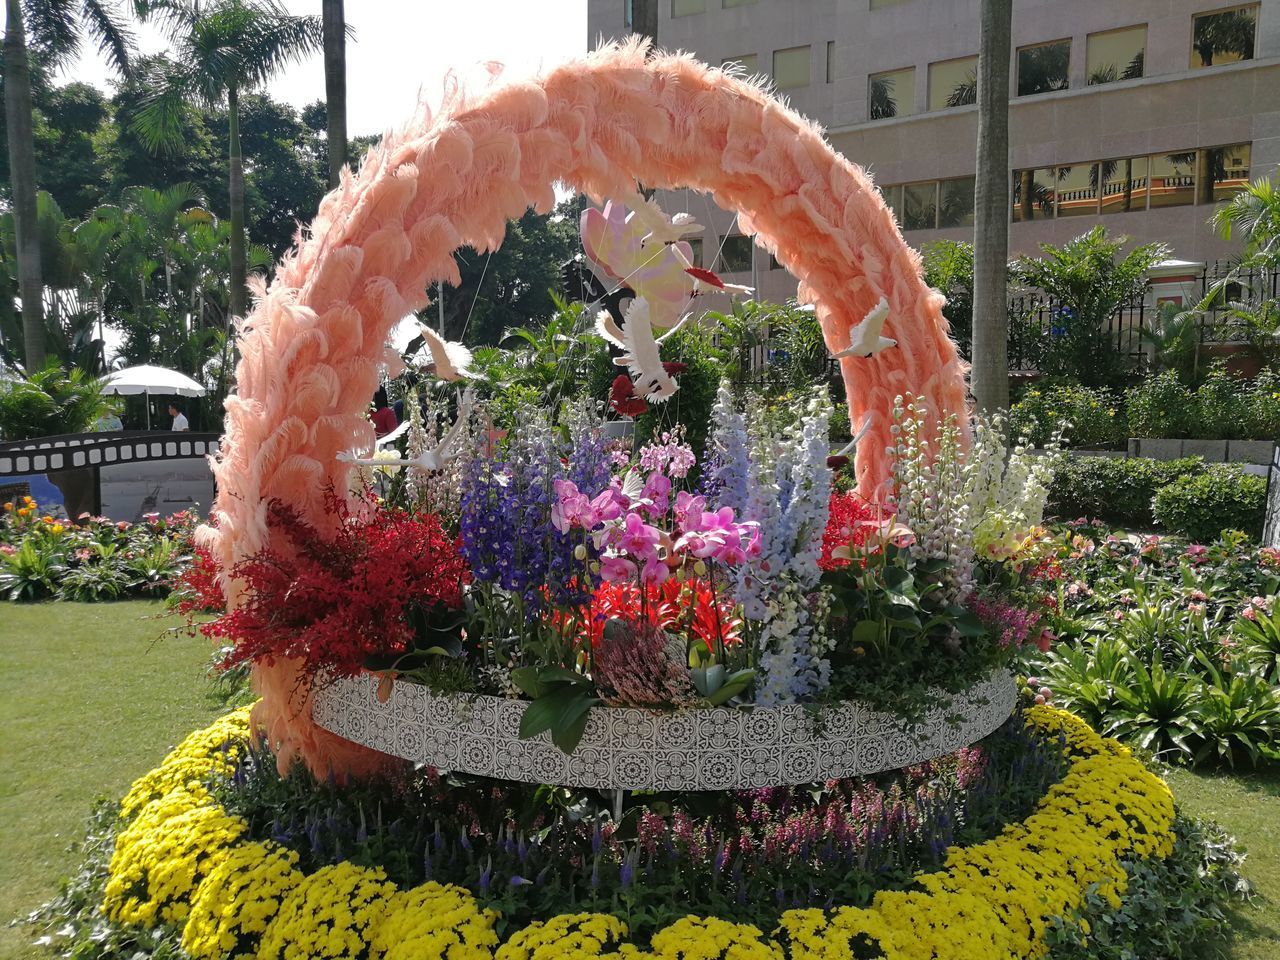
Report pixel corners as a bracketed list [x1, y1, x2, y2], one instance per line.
[1012, 168, 1059, 221]
[928, 56, 978, 110]
[882, 184, 903, 222]
[1016, 39, 1070, 96]
[773, 45, 811, 90]
[1056, 164, 1100, 217]
[869, 67, 915, 119]
[718, 235, 754, 273]
[672, 0, 706, 16]
[686, 238, 704, 268]
[723, 0, 757, 6]
[1191, 5, 1258, 68]
[826, 41, 835, 83]
[722, 53, 759, 74]
[1086, 25, 1146, 84]
[1150, 153, 1196, 208]
[1100, 156, 1149, 214]
[1202, 142, 1252, 202]
[902, 182, 937, 231]
[938, 177, 976, 227]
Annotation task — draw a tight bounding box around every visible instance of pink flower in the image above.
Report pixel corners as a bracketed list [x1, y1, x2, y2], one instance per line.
[1250, 595, 1272, 611]
[599, 554, 638, 582]
[1242, 607, 1259, 622]
[1187, 589, 1208, 602]
[1185, 544, 1209, 564]
[592, 486, 628, 523]
[674, 491, 706, 529]
[639, 471, 671, 515]
[551, 479, 598, 533]
[617, 512, 661, 564]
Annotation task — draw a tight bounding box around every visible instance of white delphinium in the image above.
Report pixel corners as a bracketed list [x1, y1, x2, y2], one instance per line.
[965, 414, 1065, 560]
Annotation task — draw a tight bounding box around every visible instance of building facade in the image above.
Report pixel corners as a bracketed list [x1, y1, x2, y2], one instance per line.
[588, 0, 1280, 302]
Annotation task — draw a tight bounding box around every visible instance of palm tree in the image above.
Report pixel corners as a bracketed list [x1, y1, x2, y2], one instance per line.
[1212, 176, 1280, 269]
[3, 0, 132, 370]
[132, 0, 325, 324]
[970, 0, 1012, 413]
[321, 0, 346, 188]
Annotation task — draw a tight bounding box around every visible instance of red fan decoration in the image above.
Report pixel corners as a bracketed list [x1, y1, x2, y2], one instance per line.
[685, 266, 726, 289]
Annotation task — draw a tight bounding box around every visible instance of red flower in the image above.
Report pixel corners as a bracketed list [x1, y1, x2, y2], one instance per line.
[820, 492, 877, 570]
[565, 576, 740, 652]
[609, 374, 648, 417]
[661, 361, 688, 376]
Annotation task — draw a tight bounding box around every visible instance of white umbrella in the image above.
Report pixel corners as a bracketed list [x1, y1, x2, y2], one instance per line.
[104, 364, 206, 430]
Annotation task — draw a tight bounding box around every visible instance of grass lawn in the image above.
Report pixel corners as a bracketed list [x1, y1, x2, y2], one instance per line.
[0, 601, 224, 960]
[2, 602, 1280, 960]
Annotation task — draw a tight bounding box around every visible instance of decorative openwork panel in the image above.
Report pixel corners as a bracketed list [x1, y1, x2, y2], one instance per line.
[312, 670, 1016, 790]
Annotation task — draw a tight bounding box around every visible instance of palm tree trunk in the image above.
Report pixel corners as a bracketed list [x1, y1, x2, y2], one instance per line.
[227, 84, 247, 324]
[4, 0, 46, 370]
[970, 0, 1012, 413]
[322, 0, 347, 187]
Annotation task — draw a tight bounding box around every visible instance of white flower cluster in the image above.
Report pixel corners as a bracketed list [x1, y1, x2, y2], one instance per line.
[965, 414, 1065, 560]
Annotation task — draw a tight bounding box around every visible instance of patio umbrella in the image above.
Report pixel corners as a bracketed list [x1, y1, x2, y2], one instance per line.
[104, 365, 206, 430]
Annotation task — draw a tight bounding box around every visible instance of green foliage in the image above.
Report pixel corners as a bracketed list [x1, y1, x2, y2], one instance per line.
[1048, 456, 1205, 528]
[1126, 371, 1195, 438]
[1012, 227, 1169, 387]
[921, 239, 974, 349]
[1009, 381, 1126, 449]
[1213, 174, 1280, 270]
[1152, 467, 1267, 543]
[0, 360, 108, 441]
[1045, 815, 1249, 959]
[1129, 365, 1280, 441]
[632, 329, 723, 461]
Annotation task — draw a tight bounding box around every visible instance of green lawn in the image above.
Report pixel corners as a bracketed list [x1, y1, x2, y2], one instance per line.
[0, 601, 224, 960]
[1, 602, 1279, 960]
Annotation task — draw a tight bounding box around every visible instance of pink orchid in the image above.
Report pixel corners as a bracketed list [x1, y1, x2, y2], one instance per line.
[617, 512, 662, 563]
[551, 479, 598, 533]
[592, 486, 628, 522]
[639, 471, 671, 515]
[674, 491, 706, 529]
[599, 554, 638, 583]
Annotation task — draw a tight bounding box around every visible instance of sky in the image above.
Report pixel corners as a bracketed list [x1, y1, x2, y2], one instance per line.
[49, 0, 589, 138]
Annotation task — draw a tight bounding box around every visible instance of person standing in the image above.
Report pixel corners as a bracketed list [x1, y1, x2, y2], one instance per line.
[169, 403, 190, 431]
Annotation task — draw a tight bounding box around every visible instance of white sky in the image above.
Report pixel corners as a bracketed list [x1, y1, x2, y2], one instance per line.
[45, 1, 589, 138]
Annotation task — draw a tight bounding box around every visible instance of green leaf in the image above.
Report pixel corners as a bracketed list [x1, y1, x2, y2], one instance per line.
[510, 666, 546, 699]
[518, 694, 562, 740]
[550, 695, 599, 754]
[705, 669, 755, 706]
[691, 664, 726, 698]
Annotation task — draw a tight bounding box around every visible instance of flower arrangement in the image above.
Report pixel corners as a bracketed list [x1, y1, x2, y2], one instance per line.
[81, 704, 1184, 960]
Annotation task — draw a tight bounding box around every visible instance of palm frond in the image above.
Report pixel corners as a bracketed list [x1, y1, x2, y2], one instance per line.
[128, 56, 200, 153]
[21, 0, 81, 69]
[79, 0, 135, 75]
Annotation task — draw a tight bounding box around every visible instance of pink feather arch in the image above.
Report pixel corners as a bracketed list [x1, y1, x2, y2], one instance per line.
[202, 39, 969, 780]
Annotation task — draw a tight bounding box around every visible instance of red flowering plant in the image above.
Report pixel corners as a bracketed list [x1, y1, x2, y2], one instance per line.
[198, 490, 468, 680]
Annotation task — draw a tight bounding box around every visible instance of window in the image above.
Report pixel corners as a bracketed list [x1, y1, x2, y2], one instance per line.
[1192, 5, 1258, 68]
[1100, 156, 1149, 214]
[1149, 153, 1196, 208]
[686, 238, 704, 268]
[723, 0, 757, 6]
[1202, 142, 1251, 202]
[902, 182, 937, 231]
[769, 253, 784, 270]
[1012, 168, 1060, 221]
[882, 184, 904, 223]
[826, 41, 835, 83]
[718, 235, 754, 273]
[869, 67, 915, 119]
[672, 0, 706, 16]
[1017, 39, 1070, 96]
[928, 56, 978, 110]
[938, 177, 976, 227]
[722, 53, 759, 73]
[773, 46, 811, 90]
[1087, 26, 1146, 84]
[1055, 164, 1100, 217]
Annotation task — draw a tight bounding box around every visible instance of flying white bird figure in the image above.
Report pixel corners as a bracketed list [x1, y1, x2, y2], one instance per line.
[832, 411, 875, 458]
[596, 307, 692, 351]
[831, 297, 897, 359]
[609, 300, 679, 401]
[418, 324, 474, 381]
[625, 191, 704, 247]
[339, 389, 476, 472]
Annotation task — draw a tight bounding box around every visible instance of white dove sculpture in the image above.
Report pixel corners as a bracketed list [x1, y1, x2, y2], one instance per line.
[612, 300, 679, 401]
[832, 411, 875, 458]
[418, 324, 474, 381]
[831, 297, 897, 359]
[624, 192, 705, 247]
[340, 388, 476, 472]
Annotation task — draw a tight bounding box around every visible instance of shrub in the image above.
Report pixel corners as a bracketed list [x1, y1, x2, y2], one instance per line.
[1126, 371, 1194, 439]
[1009, 381, 1126, 448]
[0, 362, 109, 442]
[1048, 456, 1205, 529]
[1152, 466, 1267, 542]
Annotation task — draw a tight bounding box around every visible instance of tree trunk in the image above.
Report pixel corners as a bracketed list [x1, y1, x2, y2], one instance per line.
[970, 0, 1012, 413]
[4, 0, 46, 370]
[227, 84, 247, 325]
[322, 0, 347, 187]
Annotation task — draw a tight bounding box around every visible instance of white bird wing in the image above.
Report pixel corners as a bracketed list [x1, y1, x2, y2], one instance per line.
[419, 324, 474, 381]
[832, 298, 894, 359]
[375, 419, 411, 447]
[655, 312, 693, 344]
[833, 411, 875, 457]
[621, 301, 673, 398]
[594, 309, 627, 348]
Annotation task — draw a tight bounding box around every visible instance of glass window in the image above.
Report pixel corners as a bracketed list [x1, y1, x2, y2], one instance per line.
[773, 46, 811, 90]
[1149, 153, 1196, 208]
[686, 238, 704, 268]
[1087, 26, 1146, 84]
[769, 253, 784, 270]
[1017, 39, 1071, 96]
[1204, 142, 1252, 201]
[928, 56, 978, 110]
[672, 0, 706, 16]
[938, 178, 976, 227]
[1011, 169, 1058, 221]
[869, 67, 916, 119]
[1055, 164, 1100, 217]
[718, 235, 754, 273]
[1100, 156, 1150, 214]
[1192, 5, 1258, 68]
[902, 182, 938, 230]
[722, 53, 759, 74]
[827, 41, 835, 83]
[882, 184, 904, 223]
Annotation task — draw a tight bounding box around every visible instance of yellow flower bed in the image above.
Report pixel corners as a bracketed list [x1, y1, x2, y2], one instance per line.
[100, 704, 1174, 960]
